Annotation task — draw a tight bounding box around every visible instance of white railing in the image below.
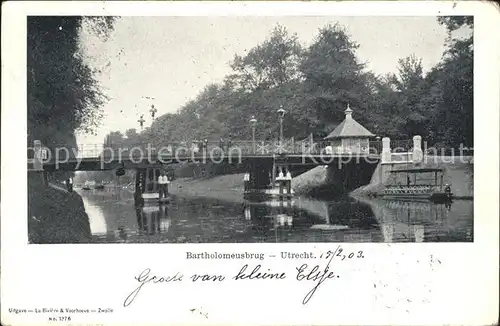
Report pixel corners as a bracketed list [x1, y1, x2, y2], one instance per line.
[383, 185, 436, 195]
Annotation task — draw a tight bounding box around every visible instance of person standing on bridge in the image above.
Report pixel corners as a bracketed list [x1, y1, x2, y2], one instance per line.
[219, 138, 225, 152]
[158, 171, 170, 199]
[277, 168, 285, 196]
[243, 172, 250, 192]
[277, 168, 285, 180]
[66, 176, 73, 192]
[203, 139, 208, 153]
[285, 169, 292, 194]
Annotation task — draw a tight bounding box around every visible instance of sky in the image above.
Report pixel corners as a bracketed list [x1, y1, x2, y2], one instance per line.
[77, 16, 454, 146]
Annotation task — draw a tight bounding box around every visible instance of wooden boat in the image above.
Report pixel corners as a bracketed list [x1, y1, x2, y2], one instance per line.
[382, 168, 452, 202]
[134, 167, 170, 207]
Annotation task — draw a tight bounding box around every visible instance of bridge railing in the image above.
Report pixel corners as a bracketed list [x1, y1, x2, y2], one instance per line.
[34, 139, 386, 162]
[77, 144, 106, 158]
[391, 139, 413, 153]
[422, 144, 474, 156]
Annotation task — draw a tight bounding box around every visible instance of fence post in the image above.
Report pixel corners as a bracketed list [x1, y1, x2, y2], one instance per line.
[412, 135, 423, 163]
[382, 137, 391, 164]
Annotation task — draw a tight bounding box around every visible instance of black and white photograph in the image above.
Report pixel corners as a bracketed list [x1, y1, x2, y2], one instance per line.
[3, 2, 499, 326]
[26, 14, 474, 244]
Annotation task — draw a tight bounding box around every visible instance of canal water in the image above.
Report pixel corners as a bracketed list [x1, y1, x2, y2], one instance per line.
[77, 187, 473, 243]
[78, 190, 474, 243]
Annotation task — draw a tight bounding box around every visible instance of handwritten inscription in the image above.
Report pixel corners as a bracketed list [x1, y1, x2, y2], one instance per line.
[298, 246, 342, 304]
[320, 247, 365, 260]
[233, 264, 286, 280]
[124, 268, 184, 307]
[191, 274, 225, 282]
[123, 246, 365, 307]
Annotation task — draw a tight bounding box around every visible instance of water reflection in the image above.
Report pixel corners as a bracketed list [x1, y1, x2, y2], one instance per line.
[78, 188, 473, 243]
[357, 197, 473, 242]
[80, 196, 107, 235]
[275, 214, 293, 227]
[136, 205, 170, 235]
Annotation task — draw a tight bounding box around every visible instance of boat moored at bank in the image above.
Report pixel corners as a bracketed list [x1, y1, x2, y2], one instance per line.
[382, 168, 452, 202]
[134, 167, 171, 206]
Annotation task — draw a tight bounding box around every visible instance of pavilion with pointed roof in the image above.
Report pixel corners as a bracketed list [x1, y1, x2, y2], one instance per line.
[324, 104, 375, 154]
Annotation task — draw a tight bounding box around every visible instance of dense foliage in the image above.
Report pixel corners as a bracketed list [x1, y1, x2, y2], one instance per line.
[27, 16, 116, 148]
[106, 17, 472, 150]
[27, 16, 472, 152]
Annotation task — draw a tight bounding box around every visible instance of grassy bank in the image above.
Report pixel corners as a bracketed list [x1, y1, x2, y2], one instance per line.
[28, 174, 91, 244]
[292, 166, 328, 196]
[292, 166, 325, 190]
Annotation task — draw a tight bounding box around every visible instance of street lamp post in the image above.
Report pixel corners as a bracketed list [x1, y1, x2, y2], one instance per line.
[149, 104, 157, 120]
[250, 116, 257, 154]
[277, 105, 285, 153]
[138, 114, 145, 130]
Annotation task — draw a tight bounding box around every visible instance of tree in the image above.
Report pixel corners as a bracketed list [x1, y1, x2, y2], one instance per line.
[427, 39, 473, 147]
[428, 16, 473, 147]
[387, 54, 429, 138]
[125, 128, 140, 145]
[229, 24, 302, 92]
[437, 16, 473, 33]
[103, 18, 473, 151]
[366, 74, 405, 137]
[299, 23, 373, 131]
[28, 16, 117, 148]
[104, 131, 124, 146]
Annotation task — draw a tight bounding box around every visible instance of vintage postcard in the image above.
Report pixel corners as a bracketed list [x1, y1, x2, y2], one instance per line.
[1, 1, 499, 325]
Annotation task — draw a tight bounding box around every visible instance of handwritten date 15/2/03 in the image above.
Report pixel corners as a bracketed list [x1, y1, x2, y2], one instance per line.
[320, 248, 364, 260]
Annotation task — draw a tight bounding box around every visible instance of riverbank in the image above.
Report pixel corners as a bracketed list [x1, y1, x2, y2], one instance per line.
[169, 169, 364, 202]
[292, 166, 329, 196]
[28, 174, 91, 243]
